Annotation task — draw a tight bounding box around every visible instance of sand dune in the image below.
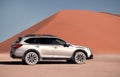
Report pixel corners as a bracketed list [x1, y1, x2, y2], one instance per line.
[0, 10, 120, 54]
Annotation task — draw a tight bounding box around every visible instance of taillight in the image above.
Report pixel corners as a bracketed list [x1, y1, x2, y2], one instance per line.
[14, 44, 23, 48]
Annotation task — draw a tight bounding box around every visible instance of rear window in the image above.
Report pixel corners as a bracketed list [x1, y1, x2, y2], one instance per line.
[38, 38, 52, 44]
[25, 38, 52, 44]
[15, 37, 22, 43]
[25, 38, 37, 44]
[37, 38, 66, 45]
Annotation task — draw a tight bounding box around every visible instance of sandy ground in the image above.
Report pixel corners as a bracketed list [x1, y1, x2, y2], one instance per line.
[0, 54, 120, 77]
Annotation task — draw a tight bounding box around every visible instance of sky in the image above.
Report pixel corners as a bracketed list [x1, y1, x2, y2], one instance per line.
[0, 0, 120, 42]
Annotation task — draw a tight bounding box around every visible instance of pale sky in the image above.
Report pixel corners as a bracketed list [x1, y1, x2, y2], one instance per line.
[0, 0, 120, 42]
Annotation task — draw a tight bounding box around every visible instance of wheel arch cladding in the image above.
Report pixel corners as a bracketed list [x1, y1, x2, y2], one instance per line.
[24, 49, 40, 60]
[73, 50, 88, 58]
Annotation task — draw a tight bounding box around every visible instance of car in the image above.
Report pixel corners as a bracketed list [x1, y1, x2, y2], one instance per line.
[10, 34, 93, 65]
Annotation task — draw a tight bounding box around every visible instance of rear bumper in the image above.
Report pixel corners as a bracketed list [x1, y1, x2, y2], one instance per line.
[10, 51, 21, 59]
[10, 51, 16, 58]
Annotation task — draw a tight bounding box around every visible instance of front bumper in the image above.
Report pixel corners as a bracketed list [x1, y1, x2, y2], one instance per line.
[87, 54, 93, 59]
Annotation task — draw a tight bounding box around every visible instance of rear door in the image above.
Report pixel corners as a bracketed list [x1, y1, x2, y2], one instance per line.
[37, 38, 54, 58]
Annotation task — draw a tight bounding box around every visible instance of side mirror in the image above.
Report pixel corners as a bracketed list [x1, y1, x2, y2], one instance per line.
[63, 44, 70, 47]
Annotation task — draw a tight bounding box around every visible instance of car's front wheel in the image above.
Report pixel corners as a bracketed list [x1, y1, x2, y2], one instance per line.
[72, 52, 86, 64]
[22, 52, 39, 65]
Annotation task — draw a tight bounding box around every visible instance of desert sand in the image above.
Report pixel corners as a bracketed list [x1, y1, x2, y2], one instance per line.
[0, 10, 120, 54]
[0, 53, 120, 77]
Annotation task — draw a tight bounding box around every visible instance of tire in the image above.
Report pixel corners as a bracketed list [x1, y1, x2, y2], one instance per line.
[72, 52, 86, 64]
[22, 52, 39, 65]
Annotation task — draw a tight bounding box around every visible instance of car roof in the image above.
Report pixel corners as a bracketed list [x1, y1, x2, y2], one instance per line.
[22, 34, 57, 38]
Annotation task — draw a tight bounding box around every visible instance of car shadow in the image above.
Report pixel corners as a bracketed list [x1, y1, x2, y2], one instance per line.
[0, 61, 23, 65]
[0, 61, 74, 65]
[38, 61, 73, 64]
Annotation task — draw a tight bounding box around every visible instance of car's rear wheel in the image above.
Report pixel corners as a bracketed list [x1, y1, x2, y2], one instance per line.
[22, 52, 39, 65]
[72, 52, 86, 64]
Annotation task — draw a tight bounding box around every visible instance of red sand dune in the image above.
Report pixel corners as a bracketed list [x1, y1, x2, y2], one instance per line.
[0, 10, 120, 54]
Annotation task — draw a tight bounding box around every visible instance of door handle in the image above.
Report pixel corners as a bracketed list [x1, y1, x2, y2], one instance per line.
[36, 45, 39, 48]
[54, 47, 57, 49]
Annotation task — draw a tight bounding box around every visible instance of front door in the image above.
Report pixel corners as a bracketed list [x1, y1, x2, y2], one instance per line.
[50, 38, 73, 58]
[53, 45, 73, 58]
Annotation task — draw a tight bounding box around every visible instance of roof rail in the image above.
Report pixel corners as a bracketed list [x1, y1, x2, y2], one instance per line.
[24, 34, 55, 37]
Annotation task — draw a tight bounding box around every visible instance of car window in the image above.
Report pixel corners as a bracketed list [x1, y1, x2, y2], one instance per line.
[25, 38, 66, 45]
[37, 38, 66, 45]
[38, 38, 52, 44]
[15, 37, 22, 43]
[25, 38, 37, 44]
[53, 38, 66, 45]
